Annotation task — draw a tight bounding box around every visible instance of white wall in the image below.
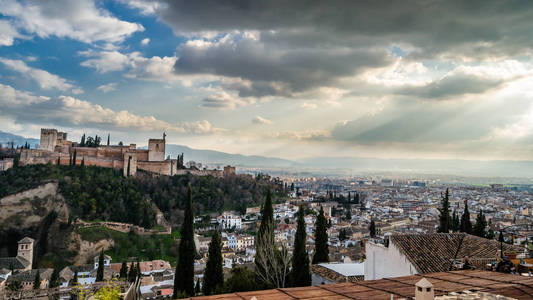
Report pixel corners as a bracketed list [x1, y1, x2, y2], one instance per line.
[364, 241, 418, 280]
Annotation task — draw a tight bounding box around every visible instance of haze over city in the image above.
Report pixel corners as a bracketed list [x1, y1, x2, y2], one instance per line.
[1, 0, 532, 167]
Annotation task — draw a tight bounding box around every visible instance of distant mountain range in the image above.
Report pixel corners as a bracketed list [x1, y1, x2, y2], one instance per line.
[0, 131, 39, 147]
[1, 131, 531, 179]
[165, 144, 297, 168]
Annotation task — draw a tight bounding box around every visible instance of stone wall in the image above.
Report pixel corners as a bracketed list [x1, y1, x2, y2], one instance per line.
[148, 139, 165, 161]
[0, 158, 13, 171]
[137, 160, 172, 175]
[40, 129, 58, 152]
[74, 220, 171, 235]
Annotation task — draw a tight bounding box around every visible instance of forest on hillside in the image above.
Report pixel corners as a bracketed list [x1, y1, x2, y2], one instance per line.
[0, 163, 285, 228]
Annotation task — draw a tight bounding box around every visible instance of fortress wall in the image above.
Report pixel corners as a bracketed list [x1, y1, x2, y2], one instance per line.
[136, 150, 149, 161]
[175, 169, 223, 178]
[73, 147, 98, 157]
[138, 160, 171, 175]
[148, 139, 165, 161]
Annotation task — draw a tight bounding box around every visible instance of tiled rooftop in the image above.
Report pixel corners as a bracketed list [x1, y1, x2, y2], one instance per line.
[187, 270, 533, 300]
[390, 233, 525, 273]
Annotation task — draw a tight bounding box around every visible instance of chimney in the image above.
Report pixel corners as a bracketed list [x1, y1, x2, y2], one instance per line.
[415, 278, 434, 300]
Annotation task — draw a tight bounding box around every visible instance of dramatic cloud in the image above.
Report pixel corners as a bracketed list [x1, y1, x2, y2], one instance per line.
[0, 0, 143, 45]
[0, 84, 222, 135]
[97, 82, 117, 93]
[0, 58, 82, 93]
[252, 116, 272, 125]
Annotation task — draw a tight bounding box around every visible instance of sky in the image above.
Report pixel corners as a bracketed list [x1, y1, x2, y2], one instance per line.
[0, 0, 532, 161]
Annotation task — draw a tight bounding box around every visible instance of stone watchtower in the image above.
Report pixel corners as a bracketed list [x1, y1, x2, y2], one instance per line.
[40, 129, 58, 151]
[148, 132, 166, 162]
[17, 237, 34, 270]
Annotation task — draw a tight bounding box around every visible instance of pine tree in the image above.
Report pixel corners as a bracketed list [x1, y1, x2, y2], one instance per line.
[33, 270, 40, 289]
[460, 200, 472, 234]
[174, 185, 196, 297]
[72, 149, 77, 166]
[473, 209, 487, 238]
[291, 205, 311, 287]
[96, 250, 105, 281]
[437, 188, 451, 233]
[49, 268, 59, 288]
[369, 219, 376, 238]
[119, 261, 128, 279]
[312, 206, 329, 264]
[203, 229, 223, 295]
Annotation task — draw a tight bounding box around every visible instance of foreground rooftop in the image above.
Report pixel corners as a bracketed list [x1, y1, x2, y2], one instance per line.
[189, 270, 533, 300]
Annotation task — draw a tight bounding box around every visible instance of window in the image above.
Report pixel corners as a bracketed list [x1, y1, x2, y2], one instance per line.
[418, 287, 422, 292]
[427, 288, 431, 292]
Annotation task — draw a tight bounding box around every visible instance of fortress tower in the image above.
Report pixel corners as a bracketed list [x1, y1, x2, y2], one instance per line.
[17, 237, 34, 270]
[40, 129, 58, 151]
[148, 132, 166, 161]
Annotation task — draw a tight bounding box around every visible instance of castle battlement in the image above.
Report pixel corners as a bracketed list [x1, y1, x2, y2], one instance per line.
[20, 129, 234, 178]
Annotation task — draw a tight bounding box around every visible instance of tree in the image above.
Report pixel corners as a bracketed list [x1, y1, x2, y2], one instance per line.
[473, 209, 487, 238]
[354, 193, 360, 204]
[437, 188, 451, 233]
[312, 206, 329, 264]
[81, 156, 85, 168]
[224, 266, 256, 293]
[339, 229, 347, 241]
[128, 262, 137, 283]
[126, 156, 131, 177]
[255, 190, 290, 288]
[72, 272, 78, 286]
[94, 281, 121, 300]
[452, 210, 460, 232]
[57, 156, 61, 166]
[174, 185, 196, 297]
[460, 200, 472, 234]
[80, 134, 86, 147]
[195, 279, 201, 296]
[72, 149, 77, 166]
[369, 219, 376, 238]
[107, 134, 110, 146]
[97, 250, 105, 281]
[345, 209, 352, 221]
[203, 230, 223, 295]
[33, 269, 41, 289]
[119, 261, 128, 279]
[49, 268, 60, 288]
[291, 205, 311, 287]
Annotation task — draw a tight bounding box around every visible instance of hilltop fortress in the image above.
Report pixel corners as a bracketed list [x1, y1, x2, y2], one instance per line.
[19, 128, 235, 177]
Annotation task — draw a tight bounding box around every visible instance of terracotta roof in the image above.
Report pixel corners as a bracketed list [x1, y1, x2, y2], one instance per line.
[0, 256, 30, 270]
[187, 270, 533, 300]
[389, 233, 524, 273]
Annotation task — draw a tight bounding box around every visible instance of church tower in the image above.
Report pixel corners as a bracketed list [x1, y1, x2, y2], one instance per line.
[17, 237, 34, 270]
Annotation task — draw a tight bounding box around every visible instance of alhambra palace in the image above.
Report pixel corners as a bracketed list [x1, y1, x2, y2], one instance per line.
[19, 128, 235, 177]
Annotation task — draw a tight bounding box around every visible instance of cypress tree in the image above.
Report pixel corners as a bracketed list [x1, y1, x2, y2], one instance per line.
[80, 156, 85, 167]
[203, 229, 223, 295]
[437, 188, 451, 233]
[312, 206, 329, 264]
[72, 272, 78, 286]
[96, 250, 104, 281]
[72, 149, 77, 166]
[174, 185, 196, 297]
[57, 156, 61, 166]
[69, 153, 72, 166]
[255, 189, 275, 287]
[452, 210, 460, 232]
[369, 219, 376, 238]
[49, 268, 59, 288]
[291, 205, 311, 287]
[345, 210, 352, 221]
[107, 134, 110, 146]
[119, 261, 128, 279]
[473, 209, 487, 238]
[33, 270, 40, 289]
[128, 262, 136, 282]
[80, 134, 85, 147]
[460, 200, 472, 234]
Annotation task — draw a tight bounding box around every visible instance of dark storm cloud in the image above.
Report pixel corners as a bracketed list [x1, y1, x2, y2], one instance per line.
[156, 0, 533, 98]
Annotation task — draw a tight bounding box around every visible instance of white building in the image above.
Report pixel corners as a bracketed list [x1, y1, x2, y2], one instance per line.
[217, 212, 242, 230]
